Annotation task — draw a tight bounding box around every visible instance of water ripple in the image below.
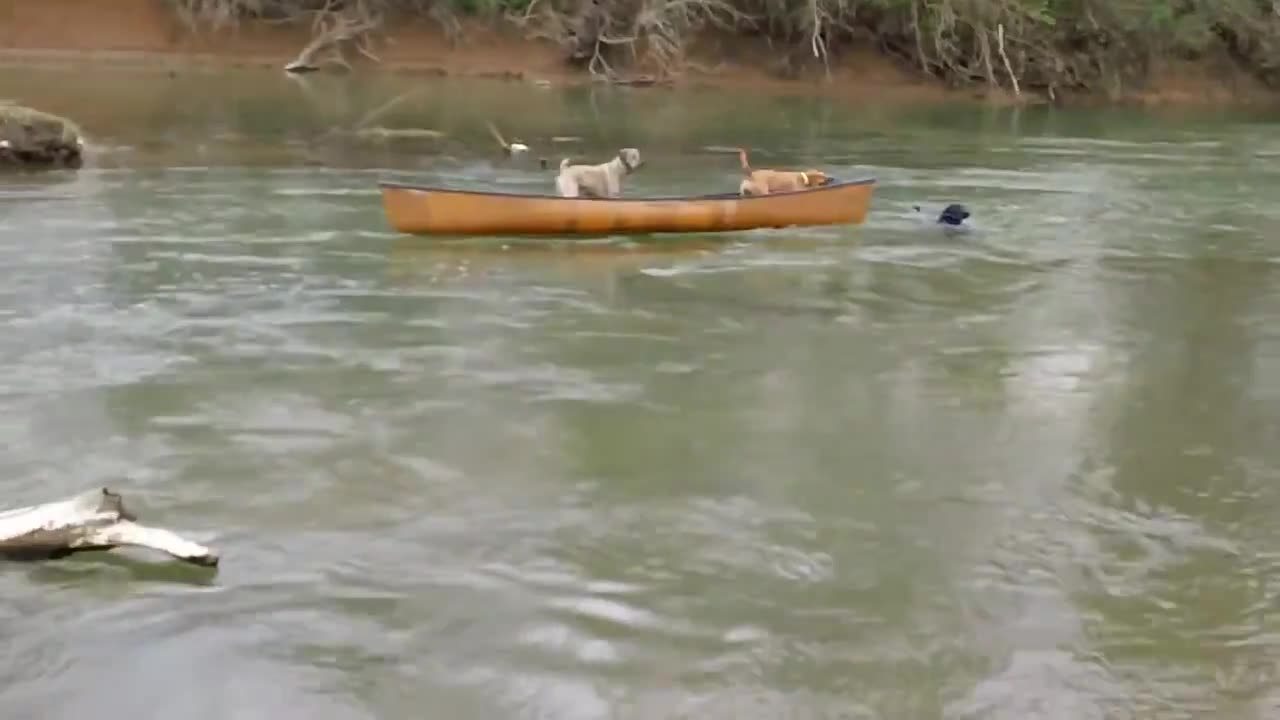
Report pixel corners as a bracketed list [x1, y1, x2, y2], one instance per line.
[1, 81, 1279, 720]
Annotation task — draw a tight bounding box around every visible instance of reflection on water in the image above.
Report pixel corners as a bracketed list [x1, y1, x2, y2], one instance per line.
[2, 65, 1280, 720]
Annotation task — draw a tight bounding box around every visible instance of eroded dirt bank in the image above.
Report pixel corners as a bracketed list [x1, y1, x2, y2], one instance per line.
[1, 0, 1276, 107]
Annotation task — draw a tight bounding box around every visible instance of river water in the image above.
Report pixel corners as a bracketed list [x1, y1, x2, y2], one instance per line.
[2, 64, 1280, 719]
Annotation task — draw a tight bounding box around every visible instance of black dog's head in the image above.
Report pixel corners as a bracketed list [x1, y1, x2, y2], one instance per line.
[937, 203, 971, 226]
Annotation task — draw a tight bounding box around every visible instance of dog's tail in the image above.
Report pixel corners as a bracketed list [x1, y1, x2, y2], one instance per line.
[559, 157, 571, 171]
[737, 147, 752, 175]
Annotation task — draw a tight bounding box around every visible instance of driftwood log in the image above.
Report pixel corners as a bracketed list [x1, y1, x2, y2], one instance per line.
[0, 488, 218, 567]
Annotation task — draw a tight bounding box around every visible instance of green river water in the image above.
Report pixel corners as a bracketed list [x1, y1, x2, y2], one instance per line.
[1, 64, 1280, 719]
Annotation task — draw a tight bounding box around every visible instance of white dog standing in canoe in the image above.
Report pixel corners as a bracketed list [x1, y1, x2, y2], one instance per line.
[555, 148, 643, 198]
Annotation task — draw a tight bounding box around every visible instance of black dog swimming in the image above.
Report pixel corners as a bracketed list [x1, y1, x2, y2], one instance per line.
[913, 203, 970, 225]
[936, 203, 970, 226]
[912, 203, 972, 233]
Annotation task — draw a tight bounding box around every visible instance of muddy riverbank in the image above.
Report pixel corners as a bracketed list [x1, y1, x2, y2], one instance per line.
[2, 0, 1277, 108]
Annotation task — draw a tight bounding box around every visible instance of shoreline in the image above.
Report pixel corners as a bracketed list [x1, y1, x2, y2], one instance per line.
[1, 0, 1278, 109]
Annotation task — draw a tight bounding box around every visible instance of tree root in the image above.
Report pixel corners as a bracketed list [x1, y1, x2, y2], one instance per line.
[518, 0, 754, 83]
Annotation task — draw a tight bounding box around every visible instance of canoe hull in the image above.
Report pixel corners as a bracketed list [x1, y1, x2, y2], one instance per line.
[378, 178, 876, 237]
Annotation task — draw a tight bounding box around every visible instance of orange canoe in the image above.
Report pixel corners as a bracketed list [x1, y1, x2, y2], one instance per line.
[378, 178, 876, 237]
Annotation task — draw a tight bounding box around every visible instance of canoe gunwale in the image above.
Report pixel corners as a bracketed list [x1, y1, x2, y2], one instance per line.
[377, 177, 877, 203]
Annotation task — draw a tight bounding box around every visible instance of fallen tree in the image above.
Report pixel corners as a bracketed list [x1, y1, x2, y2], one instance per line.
[170, 0, 388, 73]
[0, 488, 218, 567]
[284, 0, 384, 72]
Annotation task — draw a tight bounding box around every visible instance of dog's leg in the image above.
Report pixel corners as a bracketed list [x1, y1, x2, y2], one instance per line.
[740, 177, 767, 196]
[576, 170, 604, 198]
[556, 174, 579, 198]
[590, 167, 618, 196]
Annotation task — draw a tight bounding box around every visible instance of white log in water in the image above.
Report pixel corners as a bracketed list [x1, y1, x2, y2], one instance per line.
[0, 488, 218, 567]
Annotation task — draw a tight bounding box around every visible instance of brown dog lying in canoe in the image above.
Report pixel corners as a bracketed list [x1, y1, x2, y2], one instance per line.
[555, 148, 644, 198]
[737, 148, 832, 196]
